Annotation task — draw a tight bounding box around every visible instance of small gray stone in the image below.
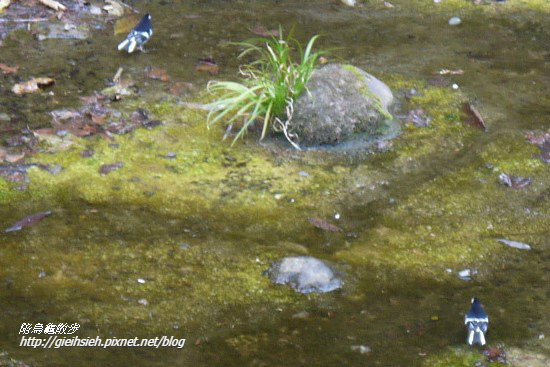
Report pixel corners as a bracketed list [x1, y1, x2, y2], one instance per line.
[266, 256, 342, 294]
[291, 311, 310, 319]
[449, 17, 462, 26]
[351, 345, 371, 354]
[497, 239, 531, 250]
[458, 269, 473, 281]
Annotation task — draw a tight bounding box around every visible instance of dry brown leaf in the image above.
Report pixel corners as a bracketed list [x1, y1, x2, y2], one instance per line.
[0, 63, 19, 75]
[33, 128, 56, 135]
[169, 82, 194, 97]
[308, 217, 343, 232]
[39, 0, 66, 11]
[5, 152, 25, 163]
[146, 67, 170, 82]
[463, 102, 487, 131]
[196, 60, 219, 75]
[12, 77, 55, 95]
[249, 25, 280, 38]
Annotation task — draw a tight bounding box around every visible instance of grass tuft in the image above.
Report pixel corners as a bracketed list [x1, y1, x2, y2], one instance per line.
[206, 28, 323, 148]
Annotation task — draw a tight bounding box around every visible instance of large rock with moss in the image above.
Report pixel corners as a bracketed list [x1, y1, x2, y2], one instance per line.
[291, 63, 395, 146]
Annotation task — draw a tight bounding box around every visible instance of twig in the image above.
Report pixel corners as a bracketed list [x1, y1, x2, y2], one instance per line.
[273, 99, 301, 150]
[112, 67, 123, 84]
[0, 18, 49, 22]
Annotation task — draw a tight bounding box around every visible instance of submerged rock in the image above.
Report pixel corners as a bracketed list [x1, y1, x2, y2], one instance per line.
[497, 238, 531, 251]
[266, 256, 342, 294]
[291, 63, 396, 146]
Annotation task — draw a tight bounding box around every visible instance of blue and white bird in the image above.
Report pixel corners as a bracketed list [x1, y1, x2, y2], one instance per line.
[117, 14, 153, 53]
[465, 297, 489, 346]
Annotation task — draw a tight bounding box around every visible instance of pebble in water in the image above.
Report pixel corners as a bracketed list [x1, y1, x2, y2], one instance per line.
[351, 345, 372, 354]
[458, 269, 474, 281]
[497, 239, 531, 250]
[449, 17, 462, 26]
[266, 256, 342, 294]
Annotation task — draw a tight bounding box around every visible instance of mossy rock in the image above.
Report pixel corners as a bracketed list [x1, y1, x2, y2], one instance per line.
[291, 63, 396, 146]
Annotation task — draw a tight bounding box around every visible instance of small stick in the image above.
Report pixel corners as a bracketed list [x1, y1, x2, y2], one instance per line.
[0, 18, 49, 22]
[112, 67, 123, 84]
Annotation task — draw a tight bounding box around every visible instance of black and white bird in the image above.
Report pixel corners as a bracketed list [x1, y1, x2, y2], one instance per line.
[117, 14, 153, 53]
[465, 298, 489, 346]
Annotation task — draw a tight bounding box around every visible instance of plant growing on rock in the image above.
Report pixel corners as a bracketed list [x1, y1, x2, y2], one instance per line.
[206, 29, 323, 149]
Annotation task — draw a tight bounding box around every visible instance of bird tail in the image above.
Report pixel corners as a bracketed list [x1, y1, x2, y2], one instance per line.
[118, 39, 129, 51]
[127, 39, 137, 53]
[467, 328, 486, 346]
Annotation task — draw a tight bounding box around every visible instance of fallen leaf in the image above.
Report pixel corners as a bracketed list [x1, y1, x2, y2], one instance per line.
[79, 94, 106, 105]
[33, 128, 56, 135]
[99, 162, 124, 175]
[0, 0, 11, 12]
[130, 108, 149, 124]
[483, 346, 507, 364]
[438, 68, 464, 75]
[406, 108, 431, 127]
[38, 0, 66, 11]
[0, 63, 18, 75]
[249, 25, 280, 38]
[498, 173, 531, 189]
[427, 76, 451, 87]
[169, 82, 194, 97]
[146, 67, 170, 82]
[196, 59, 219, 75]
[308, 217, 343, 232]
[81, 149, 95, 158]
[5, 210, 52, 233]
[142, 120, 163, 129]
[524, 131, 549, 146]
[51, 109, 79, 121]
[67, 123, 97, 137]
[12, 77, 55, 95]
[5, 152, 25, 163]
[463, 102, 487, 131]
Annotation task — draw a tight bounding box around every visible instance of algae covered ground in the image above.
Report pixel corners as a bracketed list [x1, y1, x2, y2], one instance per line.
[1, 0, 550, 366]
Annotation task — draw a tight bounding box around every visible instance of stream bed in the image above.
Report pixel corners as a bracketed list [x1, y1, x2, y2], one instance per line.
[1, 0, 550, 366]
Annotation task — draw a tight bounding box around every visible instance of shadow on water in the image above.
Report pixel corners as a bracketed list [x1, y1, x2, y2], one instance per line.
[1, 0, 550, 366]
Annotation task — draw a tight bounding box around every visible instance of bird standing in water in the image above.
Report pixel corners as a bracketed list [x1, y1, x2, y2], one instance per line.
[465, 298, 489, 346]
[118, 14, 153, 53]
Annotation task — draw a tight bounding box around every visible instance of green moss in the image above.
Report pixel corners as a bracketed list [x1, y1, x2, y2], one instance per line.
[342, 63, 393, 120]
[421, 347, 486, 367]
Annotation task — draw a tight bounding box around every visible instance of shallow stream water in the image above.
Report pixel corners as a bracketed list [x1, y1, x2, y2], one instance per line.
[1, 0, 550, 366]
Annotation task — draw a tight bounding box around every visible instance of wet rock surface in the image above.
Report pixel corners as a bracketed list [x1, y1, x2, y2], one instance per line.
[266, 256, 342, 294]
[291, 63, 397, 146]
